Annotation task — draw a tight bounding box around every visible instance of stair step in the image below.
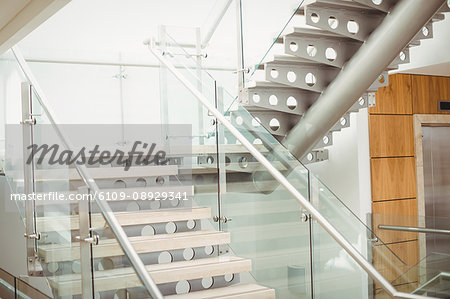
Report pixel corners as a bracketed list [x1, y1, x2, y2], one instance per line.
[48, 256, 252, 296]
[265, 55, 340, 93]
[165, 283, 275, 299]
[36, 207, 211, 231]
[29, 165, 179, 182]
[39, 230, 230, 263]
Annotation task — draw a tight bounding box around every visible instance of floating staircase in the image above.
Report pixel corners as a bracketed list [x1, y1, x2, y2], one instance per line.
[240, 0, 449, 164]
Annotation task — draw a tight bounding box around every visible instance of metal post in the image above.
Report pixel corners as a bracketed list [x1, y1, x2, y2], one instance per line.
[196, 27, 205, 145]
[78, 189, 94, 298]
[284, 0, 446, 160]
[21, 82, 43, 277]
[158, 25, 170, 149]
[236, 0, 245, 96]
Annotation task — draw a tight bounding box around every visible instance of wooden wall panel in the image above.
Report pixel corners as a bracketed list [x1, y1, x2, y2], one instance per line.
[369, 74, 412, 115]
[371, 157, 416, 201]
[373, 240, 419, 290]
[412, 75, 450, 114]
[369, 115, 414, 157]
[372, 199, 418, 243]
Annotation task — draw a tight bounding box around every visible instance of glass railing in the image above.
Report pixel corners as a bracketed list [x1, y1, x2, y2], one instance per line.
[150, 37, 422, 298]
[1, 48, 164, 298]
[373, 213, 450, 298]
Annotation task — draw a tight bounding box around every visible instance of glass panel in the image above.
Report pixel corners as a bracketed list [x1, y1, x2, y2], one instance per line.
[374, 213, 450, 297]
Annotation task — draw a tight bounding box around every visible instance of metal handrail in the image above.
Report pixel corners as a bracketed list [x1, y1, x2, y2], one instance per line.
[147, 40, 434, 299]
[379, 225, 450, 236]
[11, 46, 164, 299]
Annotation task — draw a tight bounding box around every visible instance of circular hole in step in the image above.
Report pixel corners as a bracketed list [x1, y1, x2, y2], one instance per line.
[358, 97, 365, 106]
[252, 93, 261, 103]
[225, 156, 231, 166]
[150, 200, 161, 209]
[253, 138, 262, 145]
[141, 225, 155, 236]
[372, 0, 383, 5]
[286, 96, 297, 110]
[204, 245, 215, 255]
[347, 20, 359, 34]
[328, 16, 339, 29]
[422, 26, 429, 37]
[323, 136, 330, 145]
[378, 74, 385, 84]
[269, 95, 278, 106]
[47, 262, 59, 274]
[325, 47, 337, 62]
[114, 290, 130, 299]
[72, 261, 81, 273]
[306, 45, 317, 57]
[310, 12, 320, 23]
[270, 69, 279, 79]
[287, 71, 297, 83]
[224, 273, 235, 283]
[187, 219, 196, 230]
[238, 156, 249, 169]
[340, 117, 347, 126]
[289, 41, 299, 52]
[305, 73, 317, 87]
[306, 153, 314, 162]
[235, 116, 243, 125]
[176, 280, 191, 294]
[206, 155, 214, 164]
[183, 248, 195, 261]
[126, 202, 140, 212]
[399, 51, 406, 61]
[136, 177, 147, 187]
[114, 180, 126, 188]
[158, 251, 173, 264]
[170, 198, 180, 207]
[98, 258, 115, 271]
[251, 118, 261, 127]
[165, 222, 177, 234]
[156, 176, 165, 185]
[269, 118, 280, 131]
[202, 277, 214, 289]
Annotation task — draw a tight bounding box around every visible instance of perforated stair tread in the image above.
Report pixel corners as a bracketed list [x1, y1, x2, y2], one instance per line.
[47, 256, 252, 296]
[165, 283, 275, 299]
[36, 207, 211, 231]
[38, 230, 230, 263]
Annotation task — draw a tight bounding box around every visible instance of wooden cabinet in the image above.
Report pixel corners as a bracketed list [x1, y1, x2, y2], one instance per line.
[369, 74, 413, 115]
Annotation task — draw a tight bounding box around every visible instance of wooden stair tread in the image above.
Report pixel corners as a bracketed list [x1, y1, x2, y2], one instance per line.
[36, 207, 211, 231]
[39, 230, 230, 262]
[48, 256, 252, 296]
[166, 283, 275, 299]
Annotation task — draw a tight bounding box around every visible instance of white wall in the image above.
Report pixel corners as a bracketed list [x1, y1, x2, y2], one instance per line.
[307, 110, 372, 223]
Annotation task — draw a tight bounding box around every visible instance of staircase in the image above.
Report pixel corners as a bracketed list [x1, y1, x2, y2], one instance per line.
[240, 0, 449, 164]
[20, 161, 275, 298]
[2, 0, 449, 298]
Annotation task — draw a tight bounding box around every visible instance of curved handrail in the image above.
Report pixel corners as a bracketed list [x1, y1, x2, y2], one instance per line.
[147, 40, 433, 299]
[11, 46, 164, 299]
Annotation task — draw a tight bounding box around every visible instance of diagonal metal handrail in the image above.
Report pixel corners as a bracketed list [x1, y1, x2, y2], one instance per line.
[147, 40, 435, 299]
[11, 46, 164, 299]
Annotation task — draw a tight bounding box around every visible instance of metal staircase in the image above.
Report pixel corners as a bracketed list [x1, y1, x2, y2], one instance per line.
[241, 0, 449, 164]
[1, 0, 449, 298]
